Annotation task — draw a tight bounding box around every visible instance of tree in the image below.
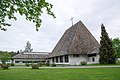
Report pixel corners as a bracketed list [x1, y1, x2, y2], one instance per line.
[8, 51, 17, 57]
[0, 51, 10, 64]
[99, 24, 116, 64]
[112, 38, 120, 58]
[24, 41, 33, 52]
[0, 0, 55, 31]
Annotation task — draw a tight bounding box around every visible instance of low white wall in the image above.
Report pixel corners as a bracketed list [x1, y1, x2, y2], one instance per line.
[69, 55, 88, 65]
[50, 54, 100, 65]
[88, 54, 99, 64]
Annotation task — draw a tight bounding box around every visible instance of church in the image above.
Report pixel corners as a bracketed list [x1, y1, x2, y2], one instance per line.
[12, 21, 100, 65]
[49, 21, 100, 65]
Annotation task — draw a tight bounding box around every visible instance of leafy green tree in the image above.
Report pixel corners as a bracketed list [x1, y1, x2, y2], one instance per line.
[112, 38, 120, 58]
[0, 51, 10, 64]
[99, 24, 116, 64]
[8, 51, 17, 57]
[0, 0, 55, 31]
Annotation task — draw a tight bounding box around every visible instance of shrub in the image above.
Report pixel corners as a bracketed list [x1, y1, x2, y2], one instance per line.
[31, 64, 39, 69]
[37, 62, 43, 67]
[1, 64, 9, 69]
[25, 63, 30, 66]
[11, 63, 14, 66]
[0, 63, 2, 67]
[7, 63, 11, 67]
[51, 63, 56, 67]
[45, 62, 50, 66]
[80, 61, 87, 66]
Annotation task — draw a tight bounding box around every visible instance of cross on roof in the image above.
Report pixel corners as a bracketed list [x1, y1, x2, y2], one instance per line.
[71, 17, 74, 26]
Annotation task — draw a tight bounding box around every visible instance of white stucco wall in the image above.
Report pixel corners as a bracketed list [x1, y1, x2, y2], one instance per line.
[87, 54, 99, 64]
[50, 55, 89, 65]
[50, 54, 100, 65]
[69, 55, 88, 65]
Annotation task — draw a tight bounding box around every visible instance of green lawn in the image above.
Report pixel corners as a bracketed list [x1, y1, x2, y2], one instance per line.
[0, 68, 120, 80]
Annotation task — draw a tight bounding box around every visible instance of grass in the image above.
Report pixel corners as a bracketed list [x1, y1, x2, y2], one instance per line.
[0, 68, 120, 80]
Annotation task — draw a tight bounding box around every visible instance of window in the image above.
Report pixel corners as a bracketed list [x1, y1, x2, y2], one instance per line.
[65, 55, 69, 62]
[22, 61, 25, 63]
[34, 61, 39, 63]
[52, 57, 54, 63]
[56, 57, 58, 63]
[88, 54, 96, 57]
[92, 57, 95, 62]
[15, 61, 19, 63]
[73, 54, 80, 57]
[60, 56, 63, 63]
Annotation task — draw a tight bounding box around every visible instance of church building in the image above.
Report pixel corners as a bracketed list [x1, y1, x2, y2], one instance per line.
[49, 21, 100, 65]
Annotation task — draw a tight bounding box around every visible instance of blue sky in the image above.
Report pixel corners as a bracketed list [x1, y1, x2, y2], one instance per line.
[0, 0, 120, 52]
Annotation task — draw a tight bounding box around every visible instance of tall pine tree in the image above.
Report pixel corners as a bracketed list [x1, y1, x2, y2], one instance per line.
[99, 24, 116, 64]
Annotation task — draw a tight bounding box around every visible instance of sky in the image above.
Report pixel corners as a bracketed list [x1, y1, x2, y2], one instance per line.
[0, 0, 120, 52]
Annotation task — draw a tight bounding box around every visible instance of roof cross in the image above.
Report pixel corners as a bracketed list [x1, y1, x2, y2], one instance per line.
[70, 17, 74, 26]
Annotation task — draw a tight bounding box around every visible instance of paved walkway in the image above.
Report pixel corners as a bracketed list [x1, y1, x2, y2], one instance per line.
[64, 66, 120, 68]
[10, 65, 120, 68]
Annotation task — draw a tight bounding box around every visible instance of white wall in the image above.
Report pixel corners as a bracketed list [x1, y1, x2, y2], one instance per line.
[50, 55, 88, 65]
[69, 55, 88, 65]
[87, 54, 99, 64]
[50, 54, 100, 65]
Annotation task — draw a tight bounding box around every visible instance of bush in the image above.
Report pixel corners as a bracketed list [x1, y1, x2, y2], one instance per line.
[25, 63, 30, 66]
[37, 62, 43, 67]
[80, 61, 87, 66]
[0, 63, 2, 67]
[11, 63, 14, 66]
[45, 62, 50, 66]
[51, 63, 56, 67]
[31, 64, 39, 69]
[1, 64, 9, 69]
[7, 63, 11, 67]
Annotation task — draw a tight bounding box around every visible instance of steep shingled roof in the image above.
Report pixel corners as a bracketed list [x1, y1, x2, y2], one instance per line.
[50, 21, 99, 57]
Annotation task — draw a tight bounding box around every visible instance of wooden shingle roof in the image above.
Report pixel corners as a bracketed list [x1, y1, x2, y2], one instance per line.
[12, 52, 49, 59]
[50, 21, 99, 57]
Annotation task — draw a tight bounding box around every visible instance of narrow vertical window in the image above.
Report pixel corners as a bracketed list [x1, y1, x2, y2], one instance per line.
[65, 55, 69, 62]
[56, 57, 58, 63]
[60, 56, 63, 63]
[92, 57, 95, 62]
